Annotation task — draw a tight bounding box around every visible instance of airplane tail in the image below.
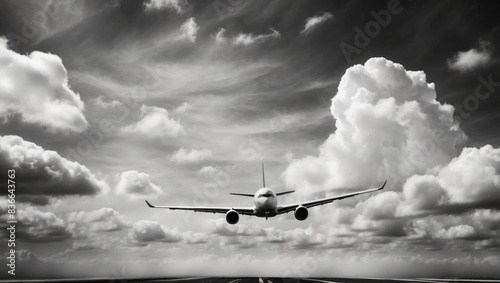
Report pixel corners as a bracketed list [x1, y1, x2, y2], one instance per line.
[262, 163, 266, 188]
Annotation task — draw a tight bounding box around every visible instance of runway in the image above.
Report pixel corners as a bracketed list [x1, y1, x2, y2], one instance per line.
[3, 277, 500, 283]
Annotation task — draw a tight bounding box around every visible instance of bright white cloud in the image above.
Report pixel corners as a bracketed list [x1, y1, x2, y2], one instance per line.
[0, 135, 109, 197]
[115, 170, 163, 198]
[121, 105, 185, 138]
[214, 28, 226, 43]
[441, 225, 477, 239]
[128, 220, 181, 245]
[0, 37, 88, 132]
[173, 101, 192, 114]
[143, 0, 187, 13]
[398, 145, 500, 216]
[198, 165, 217, 175]
[447, 41, 492, 72]
[283, 57, 500, 239]
[301, 12, 334, 34]
[170, 147, 212, 164]
[91, 96, 123, 108]
[177, 17, 199, 43]
[233, 28, 281, 46]
[438, 145, 500, 204]
[211, 219, 266, 237]
[284, 57, 466, 199]
[68, 208, 132, 232]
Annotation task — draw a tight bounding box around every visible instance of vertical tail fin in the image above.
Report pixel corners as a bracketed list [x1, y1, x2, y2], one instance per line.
[262, 163, 266, 188]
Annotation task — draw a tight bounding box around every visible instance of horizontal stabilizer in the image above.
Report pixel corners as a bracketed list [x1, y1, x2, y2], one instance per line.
[276, 190, 295, 196]
[230, 193, 255, 197]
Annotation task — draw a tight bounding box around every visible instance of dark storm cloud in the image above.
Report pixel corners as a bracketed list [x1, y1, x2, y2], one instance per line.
[17, 207, 73, 242]
[17, 195, 51, 206]
[0, 135, 109, 197]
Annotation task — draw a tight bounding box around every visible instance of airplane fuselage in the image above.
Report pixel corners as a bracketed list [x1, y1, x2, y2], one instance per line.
[253, 187, 278, 217]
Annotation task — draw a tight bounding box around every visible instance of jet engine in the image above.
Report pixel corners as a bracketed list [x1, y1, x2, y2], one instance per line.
[294, 205, 308, 221]
[226, 209, 239, 225]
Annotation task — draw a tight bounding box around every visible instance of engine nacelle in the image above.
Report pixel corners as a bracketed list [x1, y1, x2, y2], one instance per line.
[226, 209, 239, 225]
[294, 206, 308, 221]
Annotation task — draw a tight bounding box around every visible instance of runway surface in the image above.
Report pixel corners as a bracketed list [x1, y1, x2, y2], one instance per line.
[3, 277, 500, 283]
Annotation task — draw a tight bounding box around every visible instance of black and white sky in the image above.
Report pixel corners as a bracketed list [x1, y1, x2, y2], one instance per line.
[1, 0, 500, 279]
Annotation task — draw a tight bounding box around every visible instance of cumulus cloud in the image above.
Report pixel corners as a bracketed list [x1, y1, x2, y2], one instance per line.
[198, 165, 217, 175]
[211, 219, 266, 237]
[68, 208, 131, 232]
[170, 147, 212, 164]
[0, 135, 109, 197]
[143, 0, 187, 13]
[0, 37, 88, 132]
[284, 57, 500, 239]
[183, 231, 210, 244]
[285, 57, 466, 198]
[264, 226, 325, 249]
[128, 220, 181, 245]
[176, 17, 199, 43]
[398, 145, 500, 216]
[121, 105, 185, 138]
[233, 28, 281, 46]
[214, 28, 226, 43]
[91, 96, 123, 108]
[173, 102, 192, 114]
[18, 207, 72, 242]
[115, 170, 163, 198]
[447, 41, 493, 72]
[300, 12, 334, 35]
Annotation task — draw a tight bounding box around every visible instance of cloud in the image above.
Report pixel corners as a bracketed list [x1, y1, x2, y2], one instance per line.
[17, 207, 73, 242]
[170, 148, 212, 164]
[300, 12, 334, 35]
[283, 57, 500, 239]
[211, 219, 266, 237]
[214, 28, 226, 43]
[115, 170, 163, 198]
[284, 57, 466, 198]
[0, 135, 109, 197]
[233, 28, 281, 46]
[398, 145, 500, 216]
[0, 37, 88, 132]
[91, 96, 123, 108]
[447, 41, 493, 72]
[128, 220, 182, 245]
[438, 145, 500, 205]
[176, 17, 199, 43]
[143, 0, 187, 13]
[264, 227, 325, 249]
[198, 165, 217, 175]
[441, 225, 477, 240]
[183, 231, 210, 244]
[68, 208, 131, 232]
[173, 102, 192, 114]
[121, 105, 185, 138]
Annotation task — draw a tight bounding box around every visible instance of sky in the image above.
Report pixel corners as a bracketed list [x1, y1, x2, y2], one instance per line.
[0, 0, 500, 279]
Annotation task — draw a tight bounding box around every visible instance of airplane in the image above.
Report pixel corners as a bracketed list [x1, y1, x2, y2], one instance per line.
[145, 164, 386, 224]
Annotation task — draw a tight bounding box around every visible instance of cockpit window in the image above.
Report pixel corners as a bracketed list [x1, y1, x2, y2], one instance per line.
[258, 193, 273, 198]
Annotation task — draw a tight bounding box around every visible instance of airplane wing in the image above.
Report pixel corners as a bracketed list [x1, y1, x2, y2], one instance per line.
[145, 200, 255, 216]
[277, 181, 387, 215]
